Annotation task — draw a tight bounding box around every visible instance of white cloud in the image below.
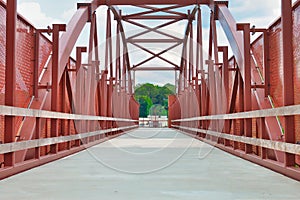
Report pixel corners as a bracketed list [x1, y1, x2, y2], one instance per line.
[135, 71, 175, 86]
[229, 0, 298, 27]
[13, 0, 299, 86]
[62, 4, 78, 22]
[18, 2, 63, 28]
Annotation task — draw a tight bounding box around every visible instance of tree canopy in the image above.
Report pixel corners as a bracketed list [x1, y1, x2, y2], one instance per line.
[134, 83, 175, 117]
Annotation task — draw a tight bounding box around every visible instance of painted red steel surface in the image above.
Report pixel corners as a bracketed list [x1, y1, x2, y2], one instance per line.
[0, 0, 299, 181]
[0, 0, 139, 179]
[170, 0, 300, 180]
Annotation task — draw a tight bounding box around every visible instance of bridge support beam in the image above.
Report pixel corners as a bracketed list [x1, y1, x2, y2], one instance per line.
[281, 0, 295, 167]
[51, 24, 66, 154]
[218, 46, 230, 146]
[237, 23, 252, 154]
[4, 0, 17, 167]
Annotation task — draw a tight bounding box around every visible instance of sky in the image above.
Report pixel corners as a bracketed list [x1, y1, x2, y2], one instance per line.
[10, 0, 298, 86]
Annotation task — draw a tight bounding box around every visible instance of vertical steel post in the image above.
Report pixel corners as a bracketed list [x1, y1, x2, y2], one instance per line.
[123, 46, 127, 93]
[263, 31, 270, 97]
[61, 69, 66, 149]
[51, 24, 66, 154]
[107, 9, 113, 78]
[238, 72, 244, 150]
[208, 11, 213, 60]
[218, 46, 229, 104]
[183, 43, 187, 89]
[115, 20, 121, 127]
[34, 30, 40, 98]
[189, 22, 193, 84]
[196, 7, 203, 126]
[206, 59, 214, 140]
[196, 7, 203, 79]
[211, 17, 220, 138]
[260, 117, 267, 159]
[76, 47, 87, 73]
[188, 21, 193, 128]
[107, 77, 114, 131]
[4, 0, 17, 167]
[87, 12, 97, 139]
[116, 21, 121, 87]
[211, 17, 219, 65]
[282, 0, 295, 167]
[93, 15, 100, 81]
[35, 118, 41, 159]
[75, 47, 86, 147]
[237, 23, 252, 154]
[218, 46, 230, 146]
[196, 6, 204, 128]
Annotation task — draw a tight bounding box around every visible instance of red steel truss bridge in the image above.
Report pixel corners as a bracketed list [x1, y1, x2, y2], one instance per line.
[0, 0, 300, 198]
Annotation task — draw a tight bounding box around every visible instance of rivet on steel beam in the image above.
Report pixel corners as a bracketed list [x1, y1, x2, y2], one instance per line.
[38, 82, 52, 91]
[37, 26, 53, 35]
[251, 25, 256, 35]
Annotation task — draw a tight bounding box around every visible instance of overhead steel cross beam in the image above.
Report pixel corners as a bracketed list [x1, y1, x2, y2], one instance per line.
[134, 5, 188, 17]
[130, 42, 182, 69]
[123, 6, 188, 20]
[96, 0, 210, 6]
[127, 18, 182, 41]
[133, 67, 180, 71]
[117, 4, 191, 72]
[124, 19, 182, 40]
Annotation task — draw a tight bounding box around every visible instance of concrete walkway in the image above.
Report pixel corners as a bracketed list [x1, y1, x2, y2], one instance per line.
[0, 128, 299, 200]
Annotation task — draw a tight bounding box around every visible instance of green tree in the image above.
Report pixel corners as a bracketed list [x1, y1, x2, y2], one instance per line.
[136, 95, 153, 118]
[135, 83, 175, 117]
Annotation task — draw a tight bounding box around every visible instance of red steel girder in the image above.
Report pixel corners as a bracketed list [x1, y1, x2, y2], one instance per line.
[218, 46, 229, 96]
[96, 0, 210, 6]
[4, 0, 17, 167]
[196, 7, 203, 128]
[196, 7, 204, 76]
[128, 39, 182, 43]
[250, 28, 270, 97]
[189, 21, 194, 82]
[282, 0, 295, 167]
[132, 67, 180, 71]
[122, 15, 188, 20]
[105, 8, 113, 75]
[116, 20, 121, 81]
[136, 5, 187, 17]
[219, 46, 230, 146]
[237, 23, 252, 154]
[127, 19, 182, 40]
[111, 7, 132, 77]
[93, 12, 100, 80]
[51, 24, 66, 154]
[124, 19, 182, 40]
[56, 5, 90, 86]
[217, 4, 284, 162]
[130, 42, 181, 69]
[179, 6, 197, 81]
[76, 47, 87, 72]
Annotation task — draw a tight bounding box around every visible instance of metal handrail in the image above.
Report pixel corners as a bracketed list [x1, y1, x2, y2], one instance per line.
[0, 105, 138, 122]
[172, 104, 300, 122]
